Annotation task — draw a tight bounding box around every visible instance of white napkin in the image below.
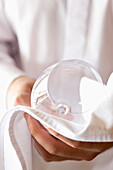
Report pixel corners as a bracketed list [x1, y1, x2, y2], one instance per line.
[0, 73, 113, 170]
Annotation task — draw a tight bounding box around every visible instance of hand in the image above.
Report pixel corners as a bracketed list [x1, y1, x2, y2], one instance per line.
[24, 114, 113, 162]
[6, 76, 35, 108]
[6, 76, 113, 162]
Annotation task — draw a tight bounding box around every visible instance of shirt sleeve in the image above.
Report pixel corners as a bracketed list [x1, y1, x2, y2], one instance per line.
[0, 0, 25, 113]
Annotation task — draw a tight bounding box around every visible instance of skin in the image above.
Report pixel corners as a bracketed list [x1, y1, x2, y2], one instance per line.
[6, 76, 113, 162]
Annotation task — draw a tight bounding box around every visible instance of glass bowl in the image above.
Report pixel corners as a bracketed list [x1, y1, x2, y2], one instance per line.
[31, 59, 103, 121]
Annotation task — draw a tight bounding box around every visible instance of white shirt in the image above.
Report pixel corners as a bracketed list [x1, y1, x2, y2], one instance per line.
[0, 0, 113, 169]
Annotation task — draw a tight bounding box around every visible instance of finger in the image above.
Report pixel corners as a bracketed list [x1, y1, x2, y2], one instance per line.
[26, 115, 98, 160]
[33, 137, 82, 162]
[46, 127, 76, 147]
[47, 128, 113, 152]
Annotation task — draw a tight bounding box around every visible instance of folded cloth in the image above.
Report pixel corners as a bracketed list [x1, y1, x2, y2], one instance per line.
[0, 73, 113, 170]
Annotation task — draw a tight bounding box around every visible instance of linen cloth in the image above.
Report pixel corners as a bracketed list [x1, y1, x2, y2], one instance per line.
[0, 0, 113, 170]
[1, 72, 113, 170]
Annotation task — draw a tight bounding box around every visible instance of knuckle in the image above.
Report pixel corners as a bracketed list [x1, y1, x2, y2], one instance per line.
[31, 129, 37, 137]
[85, 157, 93, 161]
[84, 154, 97, 161]
[47, 146, 58, 155]
[44, 159, 51, 162]
[44, 157, 52, 162]
[73, 142, 81, 148]
[42, 152, 52, 162]
[54, 132, 60, 138]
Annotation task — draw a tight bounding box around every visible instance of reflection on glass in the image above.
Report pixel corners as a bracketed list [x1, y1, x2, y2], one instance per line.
[31, 59, 103, 122]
